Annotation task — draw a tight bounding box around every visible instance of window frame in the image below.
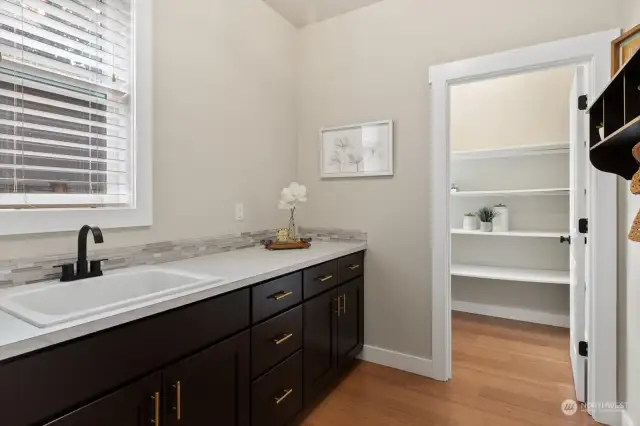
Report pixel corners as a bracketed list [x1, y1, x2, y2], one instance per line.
[0, 0, 153, 236]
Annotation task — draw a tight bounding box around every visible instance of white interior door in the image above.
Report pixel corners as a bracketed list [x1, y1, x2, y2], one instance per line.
[569, 66, 588, 403]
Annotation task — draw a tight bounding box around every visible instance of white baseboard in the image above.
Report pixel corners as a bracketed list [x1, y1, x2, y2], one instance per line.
[622, 410, 636, 426]
[452, 300, 570, 328]
[359, 345, 433, 378]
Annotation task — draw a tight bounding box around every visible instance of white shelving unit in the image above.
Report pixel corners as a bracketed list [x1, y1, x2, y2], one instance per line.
[451, 264, 570, 285]
[452, 142, 570, 160]
[451, 188, 569, 197]
[450, 143, 571, 326]
[451, 229, 566, 238]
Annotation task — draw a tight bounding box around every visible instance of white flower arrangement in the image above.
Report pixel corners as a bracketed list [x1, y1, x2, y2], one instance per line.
[278, 182, 307, 210]
[279, 182, 307, 240]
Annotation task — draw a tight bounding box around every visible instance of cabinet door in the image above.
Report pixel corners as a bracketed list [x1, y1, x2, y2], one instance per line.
[163, 331, 250, 426]
[45, 373, 162, 426]
[337, 276, 364, 369]
[303, 289, 338, 406]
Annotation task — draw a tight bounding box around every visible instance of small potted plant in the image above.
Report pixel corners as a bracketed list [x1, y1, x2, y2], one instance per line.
[476, 207, 498, 232]
[463, 212, 477, 230]
[597, 123, 604, 141]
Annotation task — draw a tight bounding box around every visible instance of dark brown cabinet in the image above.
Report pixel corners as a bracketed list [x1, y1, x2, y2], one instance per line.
[303, 274, 364, 405]
[164, 331, 250, 426]
[337, 276, 364, 369]
[7, 251, 364, 426]
[303, 288, 338, 405]
[45, 373, 162, 426]
[252, 351, 303, 426]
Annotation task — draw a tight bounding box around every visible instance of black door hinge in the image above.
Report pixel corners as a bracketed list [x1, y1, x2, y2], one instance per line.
[579, 341, 588, 357]
[579, 218, 588, 234]
[578, 95, 588, 111]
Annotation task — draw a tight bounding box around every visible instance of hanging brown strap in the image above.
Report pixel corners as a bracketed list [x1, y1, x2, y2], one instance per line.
[631, 143, 640, 195]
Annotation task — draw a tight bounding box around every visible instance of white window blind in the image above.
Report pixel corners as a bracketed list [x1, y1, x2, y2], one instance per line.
[0, 0, 132, 209]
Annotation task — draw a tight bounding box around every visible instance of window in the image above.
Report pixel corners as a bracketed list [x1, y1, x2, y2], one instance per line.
[0, 0, 151, 235]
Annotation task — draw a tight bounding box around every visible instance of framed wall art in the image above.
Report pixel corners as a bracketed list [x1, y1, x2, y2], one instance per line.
[320, 120, 394, 178]
[612, 24, 640, 76]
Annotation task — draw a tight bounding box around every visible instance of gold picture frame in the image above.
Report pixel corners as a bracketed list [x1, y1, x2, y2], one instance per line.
[612, 24, 640, 76]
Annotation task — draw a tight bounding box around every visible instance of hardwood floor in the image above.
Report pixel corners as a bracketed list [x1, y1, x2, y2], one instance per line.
[301, 312, 599, 426]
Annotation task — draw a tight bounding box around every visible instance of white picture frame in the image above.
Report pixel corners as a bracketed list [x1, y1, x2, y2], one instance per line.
[320, 120, 394, 178]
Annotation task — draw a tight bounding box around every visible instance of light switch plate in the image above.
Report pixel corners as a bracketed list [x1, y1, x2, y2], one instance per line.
[235, 203, 244, 221]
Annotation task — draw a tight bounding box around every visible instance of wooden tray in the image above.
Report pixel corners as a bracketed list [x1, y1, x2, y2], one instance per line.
[262, 239, 311, 250]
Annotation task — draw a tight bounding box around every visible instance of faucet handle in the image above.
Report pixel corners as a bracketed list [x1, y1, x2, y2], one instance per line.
[90, 258, 108, 275]
[54, 263, 75, 282]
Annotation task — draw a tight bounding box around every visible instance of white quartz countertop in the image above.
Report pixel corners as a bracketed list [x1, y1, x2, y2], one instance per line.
[0, 241, 366, 362]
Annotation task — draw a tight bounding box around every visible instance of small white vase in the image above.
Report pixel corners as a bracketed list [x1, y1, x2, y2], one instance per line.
[598, 127, 605, 141]
[463, 215, 477, 230]
[480, 222, 492, 232]
[493, 206, 509, 232]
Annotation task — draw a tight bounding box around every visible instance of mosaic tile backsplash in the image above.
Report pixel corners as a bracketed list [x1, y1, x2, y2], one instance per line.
[0, 227, 366, 288]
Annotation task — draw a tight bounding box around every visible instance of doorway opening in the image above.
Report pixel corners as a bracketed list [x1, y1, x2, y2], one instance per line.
[429, 30, 619, 425]
[448, 65, 591, 420]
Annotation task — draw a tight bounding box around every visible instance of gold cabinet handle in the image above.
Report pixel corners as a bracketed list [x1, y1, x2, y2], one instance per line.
[341, 294, 347, 314]
[274, 389, 293, 405]
[271, 291, 293, 301]
[348, 264, 361, 270]
[317, 274, 333, 282]
[152, 392, 160, 426]
[172, 381, 182, 420]
[273, 333, 294, 345]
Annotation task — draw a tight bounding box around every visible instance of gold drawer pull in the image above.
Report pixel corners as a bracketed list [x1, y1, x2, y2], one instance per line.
[173, 381, 182, 420]
[347, 264, 361, 270]
[271, 291, 293, 301]
[317, 275, 333, 282]
[342, 294, 347, 314]
[152, 392, 160, 426]
[273, 333, 294, 345]
[274, 389, 293, 405]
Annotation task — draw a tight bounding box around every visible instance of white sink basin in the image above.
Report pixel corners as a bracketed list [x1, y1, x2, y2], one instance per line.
[0, 269, 225, 328]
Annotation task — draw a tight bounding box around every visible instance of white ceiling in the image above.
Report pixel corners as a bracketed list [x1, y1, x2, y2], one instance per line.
[263, 0, 386, 27]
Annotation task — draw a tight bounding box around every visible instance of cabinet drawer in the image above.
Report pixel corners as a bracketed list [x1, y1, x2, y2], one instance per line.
[303, 260, 338, 299]
[251, 306, 302, 379]
[252, 273, 302, 323]
[338, 251, 364, 284]
[252, 351, 302, 426]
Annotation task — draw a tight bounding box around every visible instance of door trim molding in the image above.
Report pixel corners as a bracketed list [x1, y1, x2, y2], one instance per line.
[359, 345, 433, 377]
[429, 29, 620, 426]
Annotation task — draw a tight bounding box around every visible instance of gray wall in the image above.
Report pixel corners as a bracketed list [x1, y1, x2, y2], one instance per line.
[296, 0, 622, 359]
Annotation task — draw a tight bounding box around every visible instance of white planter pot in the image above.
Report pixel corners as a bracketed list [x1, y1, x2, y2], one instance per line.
[598, 127, 605, 141]
[493, 206, 509, 232]
[463, 216, 477, 230]
[480, 222, 493, 232]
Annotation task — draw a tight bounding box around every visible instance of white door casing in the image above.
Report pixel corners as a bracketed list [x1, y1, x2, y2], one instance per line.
[429, 29, 619, 425]
[569, 66, 588, 403]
